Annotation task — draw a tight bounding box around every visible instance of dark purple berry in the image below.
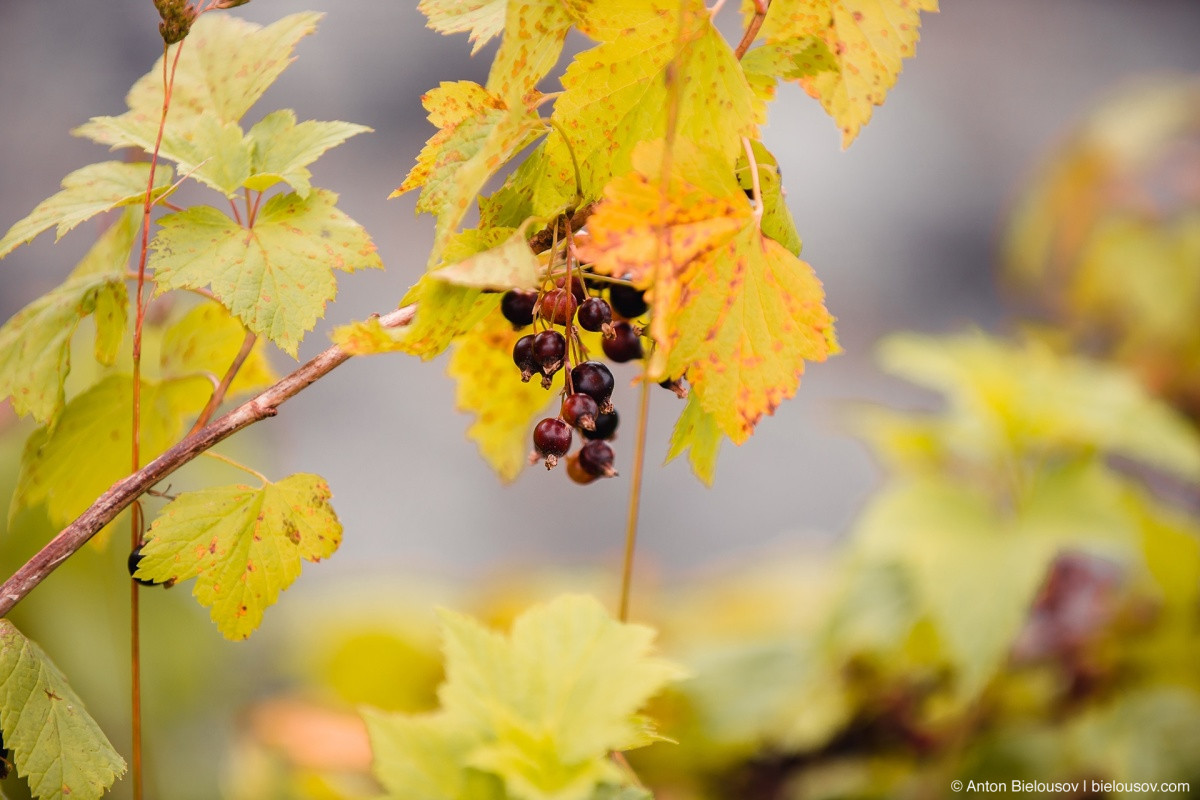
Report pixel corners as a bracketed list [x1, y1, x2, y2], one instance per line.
[557, 275, 587, 302]
[602, 322, 643, 363]
[566, 452, 597, 485]
[561, 393, 599, 431]
[532, 417, 572, 468]
[532, 330, 567, 386]
[609, 282, 648, 318]
[128, 543, 165, 588]
[501, 289, 537, 329]
[583, 409, 619, 441]
[571, 361, 615, 410]
[577, 297, 612, 332]
[513, 334, 538, 381]
[538, 288, 577, 326]
[578, 440, 617, 478]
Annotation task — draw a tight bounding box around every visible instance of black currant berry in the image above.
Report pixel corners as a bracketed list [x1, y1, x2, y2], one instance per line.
[532, 417, 572, 469]
[538, 288, 577, 326]
[566, 452, 597, 485]
[501, 289, 537, 329]
[128, 543, 164, 588]
[532, 330, 567, 387]
[571, 361, 615, 410]
[579, 440, 617, 478]
[609, 282, 648, 318]
[513, 334, 538, 381]
[582, 409, 619, 441]
[561, 393, 599, 431]
[602, 321, 643, 363]
[557, 275, 587, 302]
[577, 297, 612, 332]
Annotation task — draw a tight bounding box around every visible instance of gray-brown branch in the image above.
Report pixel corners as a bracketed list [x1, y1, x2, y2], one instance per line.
[0, 305, 416, 617]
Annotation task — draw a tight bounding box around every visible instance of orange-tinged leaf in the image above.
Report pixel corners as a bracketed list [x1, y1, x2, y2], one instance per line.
[447, 311, 559, 482]
[486, 0, 577, 98]
[418, 0, 507, 54]
[759, 0, 938, 146]
[580, 157, 838, 443]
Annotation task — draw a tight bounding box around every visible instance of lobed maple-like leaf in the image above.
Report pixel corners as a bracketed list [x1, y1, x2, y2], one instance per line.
[486, 0, 577, 99]
[365, 594, 682, 800]
[244, 110, 371, 199]
[0, 621, 125, 800]
[394, 81, 546, 265]
[548, 0, 760, 205]
[757, 0, 939, 146]
[432, 228, 542, 291]
[666, 393, 723, 485]
[0, 212, 136, 424]
[136, 474, 342, 640]
[447, 311, 558, 482]
[579, 145, 838, 444]
[0, 162, 172, 259]
[149, 189, 382, 357]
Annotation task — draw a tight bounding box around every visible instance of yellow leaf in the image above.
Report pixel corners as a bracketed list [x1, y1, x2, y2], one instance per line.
[579, 147, 838, 443]
[761, 0, 938, 146]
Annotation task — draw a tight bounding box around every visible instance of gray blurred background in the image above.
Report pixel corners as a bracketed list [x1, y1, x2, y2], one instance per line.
[2, 0, 1200, 587]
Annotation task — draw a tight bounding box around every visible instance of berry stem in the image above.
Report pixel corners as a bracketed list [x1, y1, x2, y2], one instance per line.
[618, 377, 652, 622]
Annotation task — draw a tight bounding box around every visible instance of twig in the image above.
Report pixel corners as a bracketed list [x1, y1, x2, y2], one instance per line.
[0, 305, 416, 618]
[189, 329, 257, 435]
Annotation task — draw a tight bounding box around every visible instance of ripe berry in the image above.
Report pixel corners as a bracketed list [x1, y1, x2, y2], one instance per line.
[609, 282, 648, 318]
[532, 417, 572, 468]
[501, 289, 537, 329]
[577, 297, 612, 332]
[557, 275, 587, 302]
[583, 409, 619, 441]
[532, 330, 567, 386]
[513, 334, 538, 381]
[571, 361, 615, 410]
[566, 452, 597, 485]
[561, 393, 599, 431]
[538, 288, 577, 325]
[602, 321, 643, 363]
[128, 543, 164, 588]
[578, 440, 617, 478]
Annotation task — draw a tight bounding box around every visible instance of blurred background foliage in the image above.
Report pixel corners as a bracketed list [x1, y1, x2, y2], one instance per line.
[2, 74, 1200, 799]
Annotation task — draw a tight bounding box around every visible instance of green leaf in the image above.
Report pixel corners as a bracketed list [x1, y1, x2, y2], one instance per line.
[433, 228, 541, 290]
[877, 332, 1200, 480]
[741, 38, 837, 103]
[0, 212, 136, 424]
[394, 81, 546, 265]
[136, 473, 342, 640]
[418, 0, 507, 54]
[448, 311, 558, 482]
[735, 140, 801, 255]
[245, 110, 371, 198]
[486, 0, 576, 98]
[0, 620, 125, 800]
[366, 595, 682, 800]
[665, 392, 722, 485]
[9, 375, 200, 529]
[149, 189, 383, 357]
[364, 710, 504, 800]
[550, 0, 760, 201]
[160, 302, 277, 398]
[0, 162, 172, 259]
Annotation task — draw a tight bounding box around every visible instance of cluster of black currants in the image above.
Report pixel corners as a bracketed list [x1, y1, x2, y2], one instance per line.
[504, 273, 658, 484]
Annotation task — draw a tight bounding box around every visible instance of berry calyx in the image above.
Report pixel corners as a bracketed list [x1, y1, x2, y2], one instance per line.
[538, 288, 577, 326]
[566, 452, 597, 485]
[501, 289, 538, 329]
[513, 334, 538, 381]
[577, 297, 612, 332]
[659, 377, 689, 399]
[571, 361, 615, 410]
[561, 392, 599, 431]
[609, 282, 648, 318]
[602, 321, 643, 363]
[578, 440, 618, 478]
[532, 330, 567, 387]
[582, 409, 619, 441]
[532, 417, 572, 468]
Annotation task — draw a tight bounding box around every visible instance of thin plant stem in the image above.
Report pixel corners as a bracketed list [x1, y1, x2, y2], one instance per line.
[202, 450, 271, 485]
[618, 378, 652, 622]
[189, 330, 257, 436]
[546, 118, 585, 207]
[734, 0, 770, 60]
